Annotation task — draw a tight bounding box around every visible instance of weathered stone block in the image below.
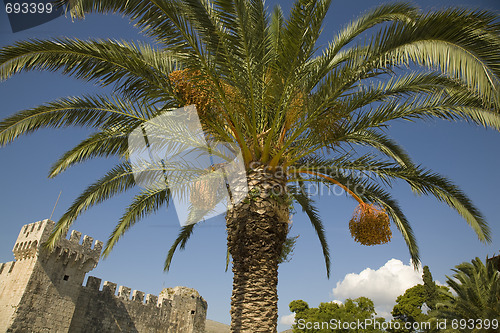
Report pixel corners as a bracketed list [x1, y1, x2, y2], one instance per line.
[145, 294, 158, 306]
[69, 230, 82, 243]
[86, 276, 101, 289]
[82, 235, 93, 249]
[93, 240, 103, 254]
[132, 290, 145, 303]
[118, 286, 131, 300]
[103, 281, 117, 295]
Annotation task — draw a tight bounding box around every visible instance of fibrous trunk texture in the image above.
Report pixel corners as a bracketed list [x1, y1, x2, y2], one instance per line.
[226, 166, 289, 333]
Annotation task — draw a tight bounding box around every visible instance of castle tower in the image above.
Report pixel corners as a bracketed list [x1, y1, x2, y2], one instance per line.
[159, 286, 208, 333]
[0, 219, 102, 332]
[1, 220, 207, 333]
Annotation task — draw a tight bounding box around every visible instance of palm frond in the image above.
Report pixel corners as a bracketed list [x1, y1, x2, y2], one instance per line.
[45, 163, 137, 249]
[49, 129, 129, 178]
[294, 158, 491, 245]
[55, 0, 202, 59]
[342, 129, 415, 168]
[104, 187, 170, 256]
[0, 95, 149, 146]
[164, 224, 197, 271]
[291, 185, 331, 278]
[342, 92, 500, 136]
[389, 167, 491, 243]
[307, 1, 419, 88]
[437, 257, 500, 319]
[365, 9, 500, 107]
[0, 38, 179, 101]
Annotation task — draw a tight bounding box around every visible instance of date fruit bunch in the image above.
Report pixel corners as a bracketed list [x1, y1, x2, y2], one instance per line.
[349, 203, 392, 245]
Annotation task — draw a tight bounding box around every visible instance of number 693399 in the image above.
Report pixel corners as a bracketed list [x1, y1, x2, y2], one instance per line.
[5, 2, 53, 14]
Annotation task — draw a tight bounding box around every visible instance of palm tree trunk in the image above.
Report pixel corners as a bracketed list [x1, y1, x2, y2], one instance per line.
[226, 165, 289, 333]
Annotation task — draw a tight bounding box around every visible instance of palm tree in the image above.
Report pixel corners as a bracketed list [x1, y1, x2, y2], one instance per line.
[1, 1, 499, 331]
[431, 257, 500, 331]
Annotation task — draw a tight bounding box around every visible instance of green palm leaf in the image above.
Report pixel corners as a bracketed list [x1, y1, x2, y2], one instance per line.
[104, 187, 170, 256]
[290, 185, 331, 278]
[45, 162, 137, 249]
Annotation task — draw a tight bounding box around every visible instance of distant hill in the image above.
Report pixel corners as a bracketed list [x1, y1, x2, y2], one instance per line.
[204, 319, 293, 333]
[205, 319, 230, 333]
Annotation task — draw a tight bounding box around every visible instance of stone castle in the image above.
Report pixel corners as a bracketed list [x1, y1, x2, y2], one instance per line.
[0, 219, 207, 332]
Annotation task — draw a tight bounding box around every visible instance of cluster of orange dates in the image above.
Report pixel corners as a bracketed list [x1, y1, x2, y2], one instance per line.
[349, 203, 392, 245]
[169, 69, 219, 115]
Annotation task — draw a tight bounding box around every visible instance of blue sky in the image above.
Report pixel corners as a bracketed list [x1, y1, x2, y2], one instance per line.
[0, 0, 499, 331]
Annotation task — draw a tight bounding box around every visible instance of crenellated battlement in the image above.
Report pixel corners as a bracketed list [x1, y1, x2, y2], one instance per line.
[12, 219, 54, 260]
[52, 229, 103, 270]
[11, 220, 103, 271]
[83, 276, 171, 309]
[0, 261, 16, 276]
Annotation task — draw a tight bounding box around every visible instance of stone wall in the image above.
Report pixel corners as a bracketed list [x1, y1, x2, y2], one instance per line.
[0, 219, 207, 333]
[0, 259, 36, 332]
[68, 276, 173, 332]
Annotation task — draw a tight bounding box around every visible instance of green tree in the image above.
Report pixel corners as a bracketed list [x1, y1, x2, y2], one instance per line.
[390, 266, 451, 333]
[422, 266, 438, 311]
[290, 300, 310, 314]
[431, 257, 500, 331]
[392, 284, 428, 331]
[1, 1, 499, 332]
[290, 297, 385, 332]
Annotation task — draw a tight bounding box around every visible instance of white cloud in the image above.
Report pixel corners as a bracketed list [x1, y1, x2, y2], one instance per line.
[280, 312, 296, 325]
[332, 258, 423, 319]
